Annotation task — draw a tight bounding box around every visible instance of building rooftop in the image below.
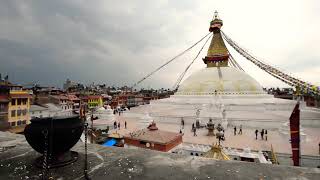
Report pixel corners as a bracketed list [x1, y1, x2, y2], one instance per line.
[125, 125, 182, 145]
[67, 94, 80, 101]
[87, 95, 102, 99]
[50, 95, 69, 100]
[9, 93, 32, 98]
[0, 131, 319, 180]
[29, 105, 49, 112]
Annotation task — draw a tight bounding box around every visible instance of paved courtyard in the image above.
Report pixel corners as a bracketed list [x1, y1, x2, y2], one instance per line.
[110, 112, 320, 156]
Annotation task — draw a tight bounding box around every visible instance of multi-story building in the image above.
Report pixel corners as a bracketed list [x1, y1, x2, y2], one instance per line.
[127, 95, 135, 107]
[127, 94, 144, 107]
[49, 95, 74, 114]
[87, 95, 103, 109]
[7, 84, 32, 133]
[0, 84, 10, 131]
[101, 94, 112, 106]
[66, 94, 81, 110]
[110, 95, 125, 109]
[135, 95, 144, 106]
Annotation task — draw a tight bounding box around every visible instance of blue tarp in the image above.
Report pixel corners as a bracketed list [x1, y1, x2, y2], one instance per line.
[102, 138, 116, 147]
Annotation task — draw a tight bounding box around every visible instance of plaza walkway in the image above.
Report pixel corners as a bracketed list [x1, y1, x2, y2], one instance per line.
[110, 113, 320, 156]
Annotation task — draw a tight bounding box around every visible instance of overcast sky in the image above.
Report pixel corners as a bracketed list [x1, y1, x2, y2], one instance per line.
[0, 0, 319, 89]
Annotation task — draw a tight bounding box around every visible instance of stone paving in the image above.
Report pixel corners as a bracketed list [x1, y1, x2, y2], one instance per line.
[1, 139, 319, 180]
[110, 112, 320, 156]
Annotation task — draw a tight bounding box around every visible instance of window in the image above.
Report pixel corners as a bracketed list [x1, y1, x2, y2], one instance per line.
[11, 110, 16, 117]
[22, 98, 27, 105]
[17, 99, 22, 105]
[11, 122, 16, 127]
[22, 120, 26, 125]
[17, 120, 22, 126]
[22, 109, 27, 115]
[11, 99, 16, 105]
[17, 110, 22, 116]
[0, 104, 5, 112]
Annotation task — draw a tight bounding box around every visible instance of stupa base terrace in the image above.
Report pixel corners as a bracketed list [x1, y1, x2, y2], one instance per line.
[125, 94, 320, 129]
[0, 132, 319, 180]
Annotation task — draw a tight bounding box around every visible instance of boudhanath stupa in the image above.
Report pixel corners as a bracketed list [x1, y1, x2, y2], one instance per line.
[126, 12, 320, 131]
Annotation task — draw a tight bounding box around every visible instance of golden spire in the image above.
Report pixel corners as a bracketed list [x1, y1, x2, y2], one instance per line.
[203, 143, 231, 160]
[203, 11, 229, 68]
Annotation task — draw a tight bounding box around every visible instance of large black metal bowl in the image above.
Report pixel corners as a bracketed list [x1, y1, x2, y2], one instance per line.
[24, 115, 84, 168]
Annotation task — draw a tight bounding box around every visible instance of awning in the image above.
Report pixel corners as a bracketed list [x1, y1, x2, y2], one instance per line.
[10, 94, 32, 98]
[0, 96, 9, 103]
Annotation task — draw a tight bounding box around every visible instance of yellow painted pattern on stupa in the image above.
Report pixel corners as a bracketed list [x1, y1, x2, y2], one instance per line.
[207, 32, 229, 57]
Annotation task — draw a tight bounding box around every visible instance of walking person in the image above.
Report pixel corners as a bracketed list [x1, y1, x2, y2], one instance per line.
[255, 129, 258, 140]
[192, 123, 195, 131]
[181, 117, 185, 129]
[265, 129, 268, 141]
[234, 126, 237, 136]
[114, 121, 117, 129]
[238, 125, 242, 135]
[260, 129, 264, 140]
[125, 121, 127, 129]
[118, 122, 120, 130]
[193, 127, 197, 136]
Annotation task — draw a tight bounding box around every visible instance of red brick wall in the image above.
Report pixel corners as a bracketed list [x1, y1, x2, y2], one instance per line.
[124, 135, 182, 152]
[164, 136, 183, 151]
[124, 138, 166, 151]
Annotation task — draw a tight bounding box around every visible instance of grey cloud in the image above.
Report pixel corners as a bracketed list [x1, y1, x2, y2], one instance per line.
[0, 0, 319, 89]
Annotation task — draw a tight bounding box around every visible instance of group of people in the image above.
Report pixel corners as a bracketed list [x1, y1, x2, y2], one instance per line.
[233, 125, 243, 135]
[179, 118, 198, 136]
[113, 121, 127, 130]
[113, 107, 130, 116]
[113, 109, 125, 116]
[255, 129, 268, 141]
[180, 117, 270, 142]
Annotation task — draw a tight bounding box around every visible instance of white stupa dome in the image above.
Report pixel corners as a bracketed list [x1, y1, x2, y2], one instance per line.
[176, 67, 265, 95]
[97, 107, 106, 111]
